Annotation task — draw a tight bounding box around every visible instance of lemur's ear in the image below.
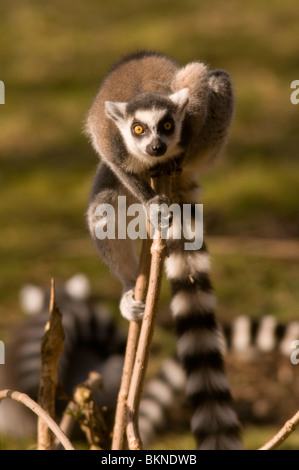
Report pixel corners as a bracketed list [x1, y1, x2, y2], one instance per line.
[105, 101, 127, 123]
[169, 88, 189, 115]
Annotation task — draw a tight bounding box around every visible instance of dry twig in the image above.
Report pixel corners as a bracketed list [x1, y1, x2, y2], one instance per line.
[126, 176, 172, 450]
[37, 279, 64, 450]
[112, 237, 152, 450]
[73, 372, 108, 449]
[112, 175, 171, 450]
[259, 409, 299, 450]
[56, 371, 104, 449]
[0, 389, 74, 450]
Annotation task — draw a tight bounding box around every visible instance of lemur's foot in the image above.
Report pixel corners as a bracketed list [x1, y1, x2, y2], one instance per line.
[119, 288, 145, 321]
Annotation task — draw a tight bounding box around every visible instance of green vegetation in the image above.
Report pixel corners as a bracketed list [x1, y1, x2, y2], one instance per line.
[0, 0, 298, 449]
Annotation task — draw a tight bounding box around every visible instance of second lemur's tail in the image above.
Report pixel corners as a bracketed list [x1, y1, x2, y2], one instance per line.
[165, 238, 243, 450]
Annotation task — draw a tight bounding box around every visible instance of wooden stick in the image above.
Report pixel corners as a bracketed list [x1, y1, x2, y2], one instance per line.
[37, 279, 64, 450]
[56, 371, 103, 449]
[126, 176, 171, 450]
[111, 231, 152, 450]
[72, 371, 108, 449]
[0, 389, 74, 450]
[259, 409, 299, 450]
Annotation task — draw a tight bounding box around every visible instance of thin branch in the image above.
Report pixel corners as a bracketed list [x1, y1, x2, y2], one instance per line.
[56, 371, 103, 449]
[126, 175, 171, 450]
[72, 371, 108, 449]
[56, 401, 77, 448]
[0, 389, 74, 450]
[37, 279, 64, 450]
[259, 409, 299, 450]
[112, 234, 152, 450]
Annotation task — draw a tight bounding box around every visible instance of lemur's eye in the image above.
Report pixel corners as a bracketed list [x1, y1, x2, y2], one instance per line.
[133, 125, 144, 135]
[163, 121, 173, 131]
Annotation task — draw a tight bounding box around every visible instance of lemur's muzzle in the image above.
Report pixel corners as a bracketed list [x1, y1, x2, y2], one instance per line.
[146, 138, 167, 157]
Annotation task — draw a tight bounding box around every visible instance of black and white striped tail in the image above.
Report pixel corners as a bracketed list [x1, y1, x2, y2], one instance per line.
[165, 240, 243, 450]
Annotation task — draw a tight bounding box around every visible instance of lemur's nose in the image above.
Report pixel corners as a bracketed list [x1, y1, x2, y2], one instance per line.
[152, 142, 162, 151]
[146, 139, 167, 157]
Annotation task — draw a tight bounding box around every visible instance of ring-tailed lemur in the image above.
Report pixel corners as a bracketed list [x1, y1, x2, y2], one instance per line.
[85, 50, 241, 449]
[0, 276, 298, 447]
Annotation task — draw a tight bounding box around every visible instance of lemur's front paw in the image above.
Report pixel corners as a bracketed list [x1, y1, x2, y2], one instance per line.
[119, 288, 145, 321]
[145, 195, 173, 230]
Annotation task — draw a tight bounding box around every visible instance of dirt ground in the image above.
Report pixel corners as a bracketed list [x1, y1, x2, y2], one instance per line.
[227, 352, 299, 427]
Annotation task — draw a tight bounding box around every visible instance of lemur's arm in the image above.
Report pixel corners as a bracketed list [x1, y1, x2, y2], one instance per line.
[108, 161, 171, 212]
[108, 161, 155, 204]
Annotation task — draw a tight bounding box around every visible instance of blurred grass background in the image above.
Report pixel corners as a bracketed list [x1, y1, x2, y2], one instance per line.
[0, 0, 299, 449]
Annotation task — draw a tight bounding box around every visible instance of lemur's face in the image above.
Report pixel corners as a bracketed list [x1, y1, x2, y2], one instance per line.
[105, 88, 189, 164]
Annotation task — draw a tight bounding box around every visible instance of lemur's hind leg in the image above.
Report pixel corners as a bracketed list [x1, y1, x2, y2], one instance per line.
[88, 178, 145, 322]
[165, 204, 243, 450]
